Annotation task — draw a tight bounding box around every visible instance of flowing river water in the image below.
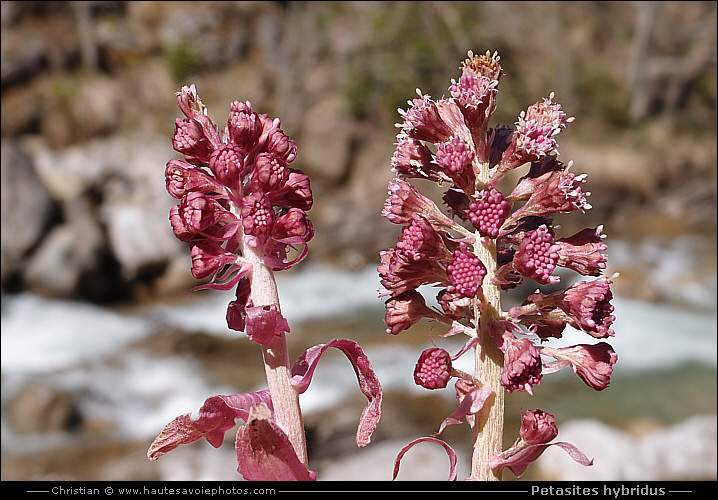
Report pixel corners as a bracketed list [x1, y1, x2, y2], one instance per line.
[1, 234, 716, 480]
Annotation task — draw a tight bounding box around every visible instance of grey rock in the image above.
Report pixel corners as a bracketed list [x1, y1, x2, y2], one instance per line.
[0, 140, 57, 287]
[22, 196, 108, 300]
[4, 384, 81, 435]
[536, 416, 717, 481]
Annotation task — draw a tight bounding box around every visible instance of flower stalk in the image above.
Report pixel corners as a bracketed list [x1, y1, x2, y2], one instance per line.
[381, 50, 615, 481]
[148, 85, 381, 480]
[241, 235, 308, 466]
[472, 233, 504, 480]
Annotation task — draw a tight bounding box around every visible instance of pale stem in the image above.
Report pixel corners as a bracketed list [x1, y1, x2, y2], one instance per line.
[241, 238, 309, 467]
[471, 165, 505, 481]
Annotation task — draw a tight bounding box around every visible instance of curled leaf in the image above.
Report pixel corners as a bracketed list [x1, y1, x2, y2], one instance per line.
[488, 440, 593, 478]
[148, 390, 271, 460]
[290, 339, 382, 446]
[393, 436, 458, 481]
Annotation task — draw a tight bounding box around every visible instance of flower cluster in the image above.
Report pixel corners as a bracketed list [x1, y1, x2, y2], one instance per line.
[149, 86, 381, 480]
[380, 51, 617, 480]
[166, 86, 313, 297]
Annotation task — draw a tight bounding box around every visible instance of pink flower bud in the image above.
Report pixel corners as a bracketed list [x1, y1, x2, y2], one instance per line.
[395, 214, 447, 262]
[170, 192, 225, 241]
[512, 224, 561, 285]
[241, 192, 274, 245]
[165, 159, 219, 199]
[414, 348, 453, 390]
[542, 342, 618, 391]
[400, 91, 453, 144]
[556, 226, 608, 276]
[378, 245, 448, 298]
[449, 73, 497, 116]
[272, 208, 313, 244]
[519, 409, 558, 445]
[436, 136, 474, 174]
[559, 277, 616, 338]
[173, 118, 214, 165]
[384, 290, 445, 335]
[264, 127, 297, 164]
[268, 169, 313, 211]
[507, 162, 591, 224]
[227, 100, 264, 152]
[501, 336, 542, 394]
[189, 239, 228, 280]
[391, 136, 444, 182]
[449, 51, 501, 160]
[514, 277, 616, 339]
[382, 178, 455, 227]
[175, 84, 221, 149]
[251, 153, 289, 193]
[499, 93, 571, 172]
[169, 204, 192, 241]
[436, 289, 473, 322]
[209, 144, 245, 192]
[468, 188, 511, 238]
[446, 242, 486, 298]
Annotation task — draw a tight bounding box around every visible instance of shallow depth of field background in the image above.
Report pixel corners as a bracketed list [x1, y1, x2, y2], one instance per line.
[1, 1, 716, 481]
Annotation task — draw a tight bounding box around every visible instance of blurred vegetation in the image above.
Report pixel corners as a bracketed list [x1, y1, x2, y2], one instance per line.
[3, 1, 715, 137]
[1, 0, 715, 244]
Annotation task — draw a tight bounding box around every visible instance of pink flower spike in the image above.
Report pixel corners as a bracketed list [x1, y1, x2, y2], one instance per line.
[414, 348, 453, 390]
[235, 403, 316, 481]
[245, 304, 290, 345]
[393, 436, 458, 481]
[290, 339, 382, 447]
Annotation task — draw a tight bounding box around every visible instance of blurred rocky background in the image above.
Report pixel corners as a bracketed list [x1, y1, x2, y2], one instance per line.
[1, 1, 716, 482]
